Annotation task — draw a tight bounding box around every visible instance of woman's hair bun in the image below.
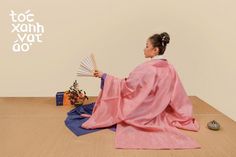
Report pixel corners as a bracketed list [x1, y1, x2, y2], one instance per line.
[160, 32, 170, 45]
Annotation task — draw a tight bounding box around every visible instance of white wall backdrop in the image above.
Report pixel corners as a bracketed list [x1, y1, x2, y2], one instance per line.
[0, 0, 235, 120]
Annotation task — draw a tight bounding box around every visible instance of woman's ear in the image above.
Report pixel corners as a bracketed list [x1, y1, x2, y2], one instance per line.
[155, 47, 160, 55]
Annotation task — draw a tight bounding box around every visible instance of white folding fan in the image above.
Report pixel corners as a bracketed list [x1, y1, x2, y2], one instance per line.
[77, 53, 97, 77]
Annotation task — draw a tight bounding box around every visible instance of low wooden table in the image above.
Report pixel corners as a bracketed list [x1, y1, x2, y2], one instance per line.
[0, 96, 235, 157]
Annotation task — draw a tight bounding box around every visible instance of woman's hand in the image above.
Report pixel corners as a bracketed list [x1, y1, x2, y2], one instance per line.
[93, 70, 104, 78]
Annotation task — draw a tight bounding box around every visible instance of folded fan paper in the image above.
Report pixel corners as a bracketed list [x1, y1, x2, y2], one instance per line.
[77, 54, 97, 77]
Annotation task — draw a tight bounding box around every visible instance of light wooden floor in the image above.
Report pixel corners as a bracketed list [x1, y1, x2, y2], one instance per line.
[0, 96, 235, 157]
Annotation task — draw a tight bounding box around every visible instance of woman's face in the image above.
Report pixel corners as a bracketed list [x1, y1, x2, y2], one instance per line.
[144, 39, 159, 58]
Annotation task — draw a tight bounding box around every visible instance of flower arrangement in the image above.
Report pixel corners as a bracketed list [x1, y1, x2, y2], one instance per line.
[66, 80, 88, 107]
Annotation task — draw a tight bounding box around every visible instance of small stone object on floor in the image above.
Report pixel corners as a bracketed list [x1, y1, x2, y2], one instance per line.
[207, 120, 220, 131]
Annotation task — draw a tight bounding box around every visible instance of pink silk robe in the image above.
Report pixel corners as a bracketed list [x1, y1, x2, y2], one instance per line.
[82, 59, 200, 149]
